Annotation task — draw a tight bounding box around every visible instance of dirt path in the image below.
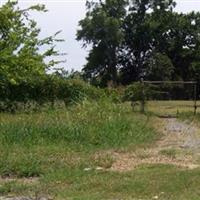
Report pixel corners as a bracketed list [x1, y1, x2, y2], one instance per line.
[111, 117, 200, 171]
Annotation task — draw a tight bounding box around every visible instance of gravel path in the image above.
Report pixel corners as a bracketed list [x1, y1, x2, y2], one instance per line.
[111, 117, 200, 171]
[163, 118, 200, 149]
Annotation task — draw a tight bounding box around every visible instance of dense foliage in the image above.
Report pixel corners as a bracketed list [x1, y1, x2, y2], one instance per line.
[0, 1, 105, 112]
[0, 1, 68, 111]
[0, 1, 64, 86]
[77, 0, 200, 86]
[0, 74, 107, 112]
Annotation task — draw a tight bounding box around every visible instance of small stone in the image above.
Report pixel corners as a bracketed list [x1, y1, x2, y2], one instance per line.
[96, 167, 104, 170]
[161, 192, 164, 194]
[83, 167, 92, 171]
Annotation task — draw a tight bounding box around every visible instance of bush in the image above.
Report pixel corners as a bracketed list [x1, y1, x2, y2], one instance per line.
[0, 75, 106, 112]
[123, 82, 157, 112]
[58, 78, 103, 105]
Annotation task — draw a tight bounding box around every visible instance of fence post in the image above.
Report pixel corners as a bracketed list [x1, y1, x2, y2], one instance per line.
[141, 79, 145, 113]
[194, 82, 197, 115]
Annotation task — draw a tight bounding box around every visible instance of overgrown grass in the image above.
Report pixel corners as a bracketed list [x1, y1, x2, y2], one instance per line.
[1, 100, 200, 199]
[0, 99, 156, 178]
[0, 99, 155, 149]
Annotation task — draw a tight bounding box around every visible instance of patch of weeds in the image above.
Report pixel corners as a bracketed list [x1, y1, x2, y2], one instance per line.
[41, 164, 200, 200]
[135, 150, 150, 159]
[159, 149, 177, 159]
[0, 182, 13, 195]
[0, 181, 30, 196]
[92, 153, 115, 169]
[0, 150, 43, 178]
[177, 111, 198, 122]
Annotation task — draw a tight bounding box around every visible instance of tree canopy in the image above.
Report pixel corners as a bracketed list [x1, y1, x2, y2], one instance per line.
[0, 0, 63, 87]
[77, 0, 128, 86]
[77, 0, 200, 86]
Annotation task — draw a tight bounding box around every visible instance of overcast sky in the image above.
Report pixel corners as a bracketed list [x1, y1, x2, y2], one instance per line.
[1, 0, 200, 71]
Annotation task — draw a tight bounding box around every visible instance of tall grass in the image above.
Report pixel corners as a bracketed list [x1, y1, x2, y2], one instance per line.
[0, 99, 157, 178]
[0, 99, 156, 149]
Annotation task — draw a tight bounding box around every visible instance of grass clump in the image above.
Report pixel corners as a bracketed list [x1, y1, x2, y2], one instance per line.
[0, 181, 32, 196]
[0, 148, 43, 178]
[159, 149, 177, 159]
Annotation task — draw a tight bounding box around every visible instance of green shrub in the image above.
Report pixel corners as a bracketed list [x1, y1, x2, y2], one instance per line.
[0, 76, 105, 112]
[58, 78, 103, 105]
[123, 82, 158, 112]
[123, 82, 146, 102]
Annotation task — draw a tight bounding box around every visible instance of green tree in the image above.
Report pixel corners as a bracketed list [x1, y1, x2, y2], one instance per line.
[119, 0, 176, 84]
[0, 1, 63, 88]
[143, 8, 200, 81]
[146, 53, 174, 81]
[78, 0, 200, 86]
[77, 0, 128, 87]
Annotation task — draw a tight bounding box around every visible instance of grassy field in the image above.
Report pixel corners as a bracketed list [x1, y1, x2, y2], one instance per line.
[0, 100, 200, 199]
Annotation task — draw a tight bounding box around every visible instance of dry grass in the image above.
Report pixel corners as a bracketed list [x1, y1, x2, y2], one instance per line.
[146, 100, 200, 116]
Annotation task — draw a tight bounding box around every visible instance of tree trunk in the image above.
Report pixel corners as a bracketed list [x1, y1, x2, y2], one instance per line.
[107, 46, 118, 87]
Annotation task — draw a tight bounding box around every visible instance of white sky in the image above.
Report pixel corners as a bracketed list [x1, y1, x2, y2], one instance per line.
[0, 0, 200, 71]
